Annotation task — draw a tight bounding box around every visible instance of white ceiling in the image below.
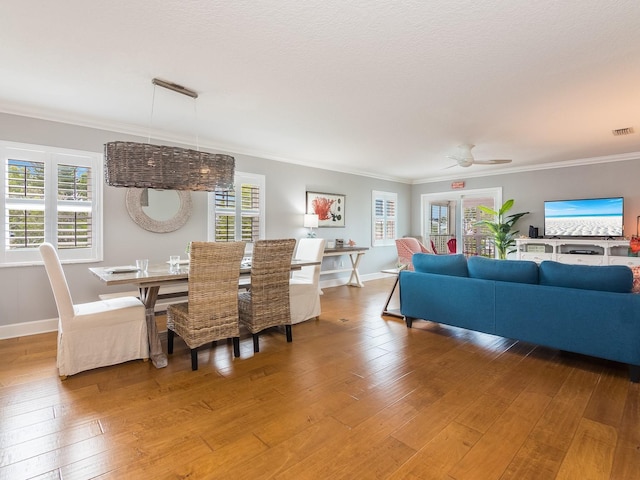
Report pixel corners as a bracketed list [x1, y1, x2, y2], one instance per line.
[1, 0, 639, 183]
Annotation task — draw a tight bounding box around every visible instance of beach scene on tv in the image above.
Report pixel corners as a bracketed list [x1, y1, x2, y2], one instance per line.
[544, 198, 624, 237]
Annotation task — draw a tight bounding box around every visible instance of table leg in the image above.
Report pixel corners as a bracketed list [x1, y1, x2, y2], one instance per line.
[138, 285, 168, 368]
[381, 275, 403, 317]
[346, 252, 365, 287]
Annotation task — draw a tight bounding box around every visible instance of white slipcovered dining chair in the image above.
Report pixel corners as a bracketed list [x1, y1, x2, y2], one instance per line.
[39, 243, 148, 378]
[289, 238, 326, 324]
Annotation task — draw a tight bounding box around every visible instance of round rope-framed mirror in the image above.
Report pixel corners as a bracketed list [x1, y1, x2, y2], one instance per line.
[125, 188, 192, 233]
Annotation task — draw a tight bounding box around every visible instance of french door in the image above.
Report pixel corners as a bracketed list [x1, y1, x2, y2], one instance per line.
[421, 187, 502, 257]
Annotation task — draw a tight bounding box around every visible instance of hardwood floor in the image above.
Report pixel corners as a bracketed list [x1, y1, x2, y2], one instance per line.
[1, 278, 639, 479]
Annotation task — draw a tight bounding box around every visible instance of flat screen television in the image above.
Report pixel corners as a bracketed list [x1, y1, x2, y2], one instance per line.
[543, 197, 624, 238]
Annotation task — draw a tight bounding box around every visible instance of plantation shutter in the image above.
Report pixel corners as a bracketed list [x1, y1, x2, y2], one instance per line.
[372, 191, 397, 247]
[461, 196, 495, 257]
[214, 189, 236, 242]
[210, 172, 265, 243]
[2, 141, 101, 265]
[240, 182, 260, 242]
[6, 159, 46, 249]
[57, 164, 93, 248]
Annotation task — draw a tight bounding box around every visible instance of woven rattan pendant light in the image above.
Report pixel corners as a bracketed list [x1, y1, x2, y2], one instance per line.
[104, 78, 235, 192]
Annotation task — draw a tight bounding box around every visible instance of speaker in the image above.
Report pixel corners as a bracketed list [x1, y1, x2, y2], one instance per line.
[529, 226, 539, 238]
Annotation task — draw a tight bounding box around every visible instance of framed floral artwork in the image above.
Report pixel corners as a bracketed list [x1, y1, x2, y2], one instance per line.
[306, 191, 345, 227]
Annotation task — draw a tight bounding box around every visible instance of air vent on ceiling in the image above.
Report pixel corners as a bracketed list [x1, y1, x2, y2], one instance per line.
[612, 127, 634, 136]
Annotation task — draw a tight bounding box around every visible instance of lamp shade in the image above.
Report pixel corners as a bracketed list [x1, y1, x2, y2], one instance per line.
[104, 141, 235, 191]
[303, 214, 319, 228]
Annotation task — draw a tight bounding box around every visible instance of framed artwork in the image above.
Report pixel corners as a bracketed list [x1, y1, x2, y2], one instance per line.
[306, 191, 345, 227]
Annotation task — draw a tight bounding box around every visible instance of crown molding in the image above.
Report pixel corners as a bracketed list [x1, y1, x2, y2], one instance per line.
[3, 103, 635, 187]
[0, 104, 412, 184]
[412, 151, 640, 185]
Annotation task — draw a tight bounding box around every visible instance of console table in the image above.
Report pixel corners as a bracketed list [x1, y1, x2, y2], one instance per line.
[321, 246, 368, 287]
[515, 238, 640, 266]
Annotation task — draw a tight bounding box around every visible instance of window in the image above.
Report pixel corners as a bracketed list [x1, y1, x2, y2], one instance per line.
[372, 190, 397, 247]
[430, 203, 449, 235]
[208, 172, 265, 243]
[428, 201, 455, 253]
[1, 141, 102, 266]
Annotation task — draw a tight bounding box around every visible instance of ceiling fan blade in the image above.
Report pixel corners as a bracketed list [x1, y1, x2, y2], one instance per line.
[443, 162, 460, 169]
[473, 159, 512, 165]
[446, 156, 473, 168]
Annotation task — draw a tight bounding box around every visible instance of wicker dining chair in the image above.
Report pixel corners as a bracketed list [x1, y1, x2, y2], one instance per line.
[167, 241, 246, 370]
[238, 238, 296, 353]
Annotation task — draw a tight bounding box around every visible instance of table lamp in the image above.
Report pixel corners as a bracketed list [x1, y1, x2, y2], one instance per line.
[303, 214, 319, 237]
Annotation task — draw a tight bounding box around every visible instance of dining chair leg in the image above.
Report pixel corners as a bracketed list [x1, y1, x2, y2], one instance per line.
[233, 337, 240, 357]
[191, 349, 198, 370]
[252, 333, 260, 353]
[167, 329, 175, 354]
[285, 325, 292, 343]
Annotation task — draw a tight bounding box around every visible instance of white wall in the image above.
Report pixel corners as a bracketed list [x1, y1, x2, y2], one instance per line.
[411, 159, 640, 241]
[7, 111, 635, 334]
[0, 113, 411, 331]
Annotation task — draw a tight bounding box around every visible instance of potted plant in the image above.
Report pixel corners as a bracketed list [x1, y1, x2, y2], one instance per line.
[475, 199, 529, 260]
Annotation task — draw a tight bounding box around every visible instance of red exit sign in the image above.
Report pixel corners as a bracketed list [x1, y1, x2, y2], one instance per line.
[451, 181, 465, 189]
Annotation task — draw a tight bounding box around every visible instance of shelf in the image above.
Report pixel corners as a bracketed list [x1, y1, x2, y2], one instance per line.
[320, 268, 352, 275]
[319, 248, 367, 287]
[515, 238, 636, 266]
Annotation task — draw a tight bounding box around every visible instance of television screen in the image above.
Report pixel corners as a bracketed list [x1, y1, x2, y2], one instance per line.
[543, 197, 624, 237]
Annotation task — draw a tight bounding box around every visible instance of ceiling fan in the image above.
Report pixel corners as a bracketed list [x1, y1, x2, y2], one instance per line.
[446, 144, 512, 168]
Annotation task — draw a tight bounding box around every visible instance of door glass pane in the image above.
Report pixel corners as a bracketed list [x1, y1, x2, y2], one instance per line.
[462, 196, 495, 257]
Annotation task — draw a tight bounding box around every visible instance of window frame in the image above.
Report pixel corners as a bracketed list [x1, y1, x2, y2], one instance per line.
[372, 190, 398, 247]
[0, 140, 103, 267]
[207, 171, 266, 245]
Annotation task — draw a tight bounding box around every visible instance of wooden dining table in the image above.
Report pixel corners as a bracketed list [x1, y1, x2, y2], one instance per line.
[89, 259, 319, 368]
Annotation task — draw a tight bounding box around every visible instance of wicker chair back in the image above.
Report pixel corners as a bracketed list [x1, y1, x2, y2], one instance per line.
[238, 238, 296, 352]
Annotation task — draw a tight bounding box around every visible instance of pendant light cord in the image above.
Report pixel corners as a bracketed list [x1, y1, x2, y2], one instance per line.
[193, 97, 199, 152]
[147, 79, 199, 151]
[147, 83, 157, 145]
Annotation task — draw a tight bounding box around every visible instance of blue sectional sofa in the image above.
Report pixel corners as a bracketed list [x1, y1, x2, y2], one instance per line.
[399, 254, 640, 382]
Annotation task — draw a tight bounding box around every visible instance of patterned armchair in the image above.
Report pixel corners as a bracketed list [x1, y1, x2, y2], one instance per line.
[395, 237, 432, 271]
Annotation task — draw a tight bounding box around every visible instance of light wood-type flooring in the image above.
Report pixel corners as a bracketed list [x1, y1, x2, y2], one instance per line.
[1, 278, 640, 479]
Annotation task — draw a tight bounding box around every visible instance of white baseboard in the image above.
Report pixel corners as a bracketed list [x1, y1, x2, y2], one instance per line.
[0, 318, 58, 340]
[2, 273, 390, 340]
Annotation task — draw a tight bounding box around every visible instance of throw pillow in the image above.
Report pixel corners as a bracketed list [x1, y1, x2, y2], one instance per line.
[630, 265, 640, 293]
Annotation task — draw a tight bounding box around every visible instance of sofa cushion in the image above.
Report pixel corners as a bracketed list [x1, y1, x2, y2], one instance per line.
[468, 256, 538, 284]
[412, 253, 468, 277]
[539, 261, 633, 293]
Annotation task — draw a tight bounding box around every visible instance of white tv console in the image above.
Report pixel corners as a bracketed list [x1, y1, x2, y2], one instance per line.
[515, 238, 640, 266]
